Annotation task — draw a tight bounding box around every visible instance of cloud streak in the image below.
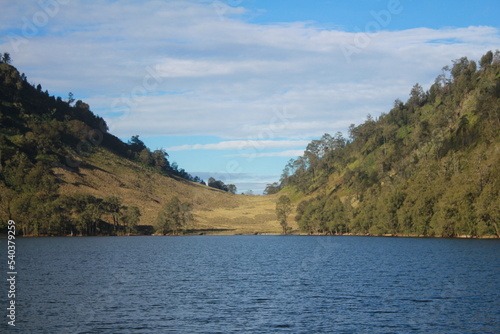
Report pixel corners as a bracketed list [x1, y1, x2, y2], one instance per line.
[166, 140, 310, 151]
[1, 1, 498, 140]
[226, 150, 305, 158]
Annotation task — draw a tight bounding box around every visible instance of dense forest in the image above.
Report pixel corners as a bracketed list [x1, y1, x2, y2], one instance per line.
[0, 56, 240, 236]
[274, 50, 499, 237]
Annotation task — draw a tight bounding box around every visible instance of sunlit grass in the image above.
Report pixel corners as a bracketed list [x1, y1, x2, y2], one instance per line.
[54, 147, 297, 234]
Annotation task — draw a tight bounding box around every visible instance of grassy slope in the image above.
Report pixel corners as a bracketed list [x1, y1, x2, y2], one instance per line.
[54, 147, 296, 234]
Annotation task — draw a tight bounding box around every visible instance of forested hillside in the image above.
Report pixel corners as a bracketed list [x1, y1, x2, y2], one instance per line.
[278, 51, 500, 237]
[2, 50, 499, 238]
[0, 59, 237, 236]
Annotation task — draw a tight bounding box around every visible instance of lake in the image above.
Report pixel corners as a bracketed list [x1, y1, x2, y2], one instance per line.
[1, 235, 499, 333]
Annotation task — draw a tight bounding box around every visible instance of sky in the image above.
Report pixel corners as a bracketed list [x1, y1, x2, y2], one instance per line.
[1, 0, 499, 193]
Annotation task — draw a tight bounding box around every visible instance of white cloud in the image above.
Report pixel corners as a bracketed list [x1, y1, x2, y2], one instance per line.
[227, 150, 305, 158]
[1, 1, 499, 141]
[155, 58, 289, 78]
[166, 140, 310, 151]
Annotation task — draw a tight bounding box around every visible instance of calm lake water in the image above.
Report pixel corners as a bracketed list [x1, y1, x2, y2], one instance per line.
[1, 235, 499, 333]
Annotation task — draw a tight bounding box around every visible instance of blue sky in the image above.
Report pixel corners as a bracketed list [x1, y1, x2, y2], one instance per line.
[1, 0, 499, 193]
[245, 0, 500, 29]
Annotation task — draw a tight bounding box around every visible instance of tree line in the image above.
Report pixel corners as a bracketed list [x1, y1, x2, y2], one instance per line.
[278, 50, 500, 237]
[0, 59, 220, 235]
[0, 150, 141, 236]
[207, 177, 237, 193]
[126, 135, 205, 183]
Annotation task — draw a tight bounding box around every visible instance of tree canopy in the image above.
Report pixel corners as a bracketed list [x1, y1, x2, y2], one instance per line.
[276, 195, 292, 234]
[156, 197, 192, 235]
[207, 177, 237, 194]
[279, 50, 500, 238]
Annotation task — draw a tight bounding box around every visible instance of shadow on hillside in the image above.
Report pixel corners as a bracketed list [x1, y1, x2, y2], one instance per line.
[80, 161, 111, 174]
[184, 228, 237, 235]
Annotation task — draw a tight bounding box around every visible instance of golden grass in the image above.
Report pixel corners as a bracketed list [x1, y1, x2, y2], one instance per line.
[53, 148, 297, 234]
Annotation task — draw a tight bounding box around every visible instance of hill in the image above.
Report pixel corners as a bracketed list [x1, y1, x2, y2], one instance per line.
[0, 61, 285, 236]
[2, 50, 498, 238]
[277, 50, 500, 238]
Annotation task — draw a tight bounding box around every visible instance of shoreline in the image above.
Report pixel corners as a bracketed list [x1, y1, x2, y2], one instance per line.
[3, 232, 499, 239]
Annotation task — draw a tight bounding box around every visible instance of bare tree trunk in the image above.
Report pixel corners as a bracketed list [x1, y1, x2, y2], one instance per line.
[493, 221, 500, 238]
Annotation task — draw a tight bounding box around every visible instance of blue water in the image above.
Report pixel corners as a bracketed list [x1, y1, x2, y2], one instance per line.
[1, 236, 499, 333]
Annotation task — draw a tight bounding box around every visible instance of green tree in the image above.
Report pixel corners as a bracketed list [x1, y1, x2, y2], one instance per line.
[103, 196, 122, 233]
[3, 152, 32, 190]
[151, 149, 170, 171]
[156, 197, 192, 235]
[352, 199, 377, 235]
[43, 196, 73, 236]
[480, 50, 493, 69]
[276, 195, 292, 234]
[138, 148, 152, 166]
[322, 196, 348, 235]
[1, 52, 11, 64]
[121, 206, 141, 235]
[381, 190, 405, 235]
[68, 92, 75, 105]
[408, 83, 426, 107]
[208, 177, 229, 192]
[264, 182, 281, 195]
[227, 184, 237, 194]
[475, 163, 500, 237]
[71, 194, 104, 236]
[0, 183, 15, 223]
[295, 197, 322, 234]
[11, 193, 37, 236]
[128, 135, 147, 152]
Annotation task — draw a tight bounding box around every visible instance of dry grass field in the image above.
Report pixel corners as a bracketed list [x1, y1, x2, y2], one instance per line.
[53, 148, 297, 235]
